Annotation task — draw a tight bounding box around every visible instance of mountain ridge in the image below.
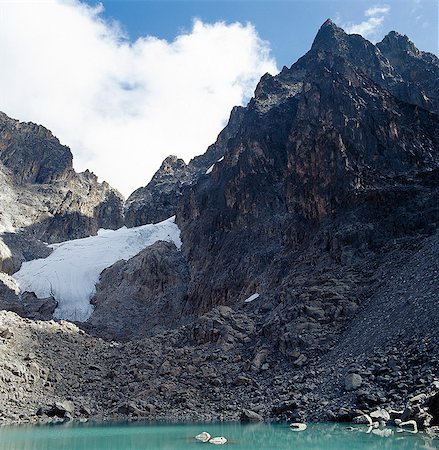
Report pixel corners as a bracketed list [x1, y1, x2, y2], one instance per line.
[0, 20, 438, 428]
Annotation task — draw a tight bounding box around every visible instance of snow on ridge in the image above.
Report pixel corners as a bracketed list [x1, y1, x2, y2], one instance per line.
[205, 156, 224, 175]
[14, 216, 182, 322]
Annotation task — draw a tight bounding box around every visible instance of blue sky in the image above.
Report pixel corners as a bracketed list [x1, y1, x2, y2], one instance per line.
[85, 0, 438, 67]
[0, 1, 436, 196]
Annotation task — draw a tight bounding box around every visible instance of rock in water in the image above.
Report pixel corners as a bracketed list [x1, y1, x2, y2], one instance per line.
[209, 437, 227, 445]
[370, 409, 390, 422]
[195, 431, 211, 442]
[290, 423, 307, 431]
[398, 420, 418, 433]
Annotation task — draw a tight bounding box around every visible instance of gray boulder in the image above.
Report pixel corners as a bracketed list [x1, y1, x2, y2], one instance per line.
[240, 409, 264, 422]
[345, 373, 363, 391]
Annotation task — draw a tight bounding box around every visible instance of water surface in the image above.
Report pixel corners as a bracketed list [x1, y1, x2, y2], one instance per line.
[0, 422, 437, 449]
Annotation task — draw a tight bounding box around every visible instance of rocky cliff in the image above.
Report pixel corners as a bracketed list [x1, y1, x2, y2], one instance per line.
[0, 21, 438, 428]
[0, 112, 124, 275]
[89, 22, 439, 352]
[124, 106, 245, 226]
[177, 20, 438, 322]
[0, 112, 125, 322]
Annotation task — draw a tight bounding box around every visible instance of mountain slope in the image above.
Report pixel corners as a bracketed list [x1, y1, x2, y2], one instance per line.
[0, 112, 124, 243]
[0, 20, 438, 426]
[0, 112, 125, 277]
[177, 20, 438, 321]
[14, 217, 181, 322]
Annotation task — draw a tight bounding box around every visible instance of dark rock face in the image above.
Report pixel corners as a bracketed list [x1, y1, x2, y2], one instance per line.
[0, 112, 73, 184]
[377, 31, 439, 113]
[0, 276, 56, 320]
[85, 241, 189, 340]
[0, 277, 21, 313]
[124, 106, 245, 226]
[124, 156, 195, 227]
[311, 21, 438, 113]
[171, 20, 439, 373]
[0, 232, 52, 275]
[0, 113, 125, 244]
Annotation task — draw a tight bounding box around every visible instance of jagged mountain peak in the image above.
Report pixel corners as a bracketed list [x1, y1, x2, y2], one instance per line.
[0, 111, 73, 185]
[311, 19, 349, 52]
[379, 30, 420, 56]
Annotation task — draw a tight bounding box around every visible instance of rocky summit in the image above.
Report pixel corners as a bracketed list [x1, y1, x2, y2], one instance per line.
[0, 21, 438, 431]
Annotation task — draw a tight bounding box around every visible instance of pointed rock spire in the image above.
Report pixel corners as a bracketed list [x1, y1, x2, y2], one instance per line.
[311, 19, 347, 52]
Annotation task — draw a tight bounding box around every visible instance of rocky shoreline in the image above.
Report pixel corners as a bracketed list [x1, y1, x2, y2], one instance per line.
[0, 309, 438, 438]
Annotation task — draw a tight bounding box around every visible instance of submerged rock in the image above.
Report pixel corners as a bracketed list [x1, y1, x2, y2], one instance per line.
[398, 420, 418, 433]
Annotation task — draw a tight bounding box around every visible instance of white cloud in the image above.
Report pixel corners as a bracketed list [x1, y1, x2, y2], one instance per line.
[0, 0, 277, 197]
[365, 6, 390, 17]
[343, 4, 390, 39]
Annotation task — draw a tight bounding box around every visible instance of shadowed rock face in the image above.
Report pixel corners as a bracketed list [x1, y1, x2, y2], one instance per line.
[85, 241, 189, 340]
[174, 21, 439, 356]
[377, 31, 439, 114]
[124, 106, 245, 227]
[0, 113, 124, 245]
[311, 21, 439, 113]
[123, 24, 439, 229]
[0, 275, 56, 320]
[0, 112, 73, 184]
[116, 21, 439, 358]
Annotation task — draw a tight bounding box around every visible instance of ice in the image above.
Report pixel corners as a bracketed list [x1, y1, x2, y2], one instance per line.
[205, 164, 215, 174]
[244, 293, 260, 303]
[14, 216, 182, 322]
[205, 156, 224, 174]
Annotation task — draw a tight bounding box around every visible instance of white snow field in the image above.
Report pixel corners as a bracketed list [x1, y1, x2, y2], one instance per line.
[14, 216, 182, 322]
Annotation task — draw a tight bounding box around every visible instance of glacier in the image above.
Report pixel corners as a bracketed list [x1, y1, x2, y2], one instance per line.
[14, 216, 182, 322]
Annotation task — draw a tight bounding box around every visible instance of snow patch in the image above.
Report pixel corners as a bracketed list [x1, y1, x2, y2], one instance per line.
[14, 216, 182, 322]
[205, 164, 215, 174]
[205, 156, 224, 174]
[244, 293, 260, 303]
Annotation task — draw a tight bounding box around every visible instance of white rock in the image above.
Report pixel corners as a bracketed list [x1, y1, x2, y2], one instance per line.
[398, 420, 418, 433]
[289, 422, 307, 431]
[195, 431, 211, 442]
[370, 408, 390, 421]
[408, 393, 426, 404]
[209, 436, 227, 445]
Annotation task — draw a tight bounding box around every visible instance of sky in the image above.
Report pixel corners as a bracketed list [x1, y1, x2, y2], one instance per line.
[0, 0, 437, 197]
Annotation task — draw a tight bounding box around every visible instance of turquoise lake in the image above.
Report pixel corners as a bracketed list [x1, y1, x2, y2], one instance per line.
[0, 422, 437, 450]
